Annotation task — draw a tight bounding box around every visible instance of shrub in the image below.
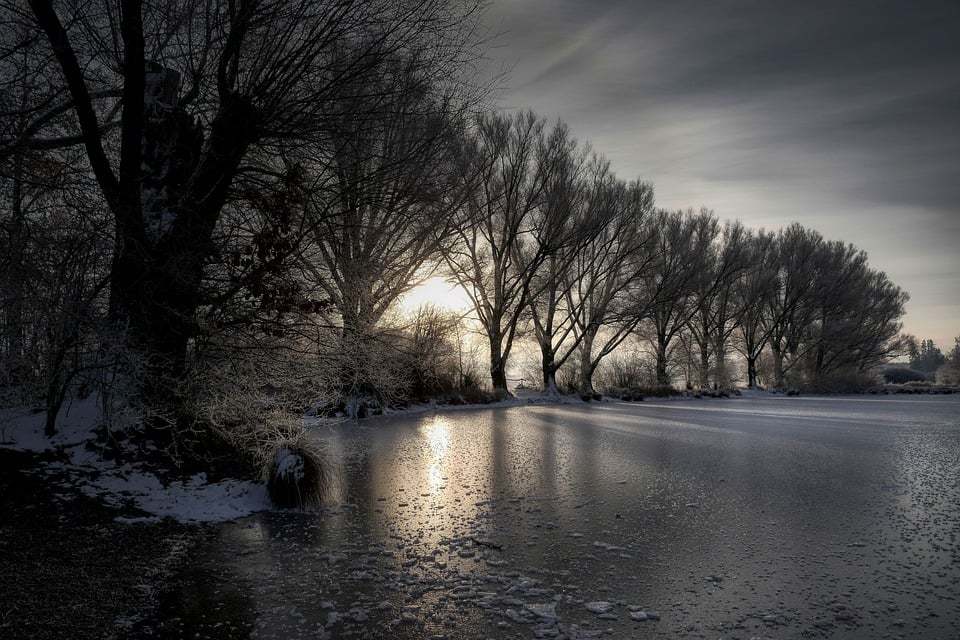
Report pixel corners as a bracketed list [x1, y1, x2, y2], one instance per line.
[597, 351, 657, 391]
[266, 439, 326, 508]
[882, 367, 927, 384]
[638, 385, 681, 398]
[800, 370, 877, 394]
[180, 339, 332, 503]
[936, 364, 960, 386]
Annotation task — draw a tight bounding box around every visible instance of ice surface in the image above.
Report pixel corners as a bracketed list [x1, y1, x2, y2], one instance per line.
[143, 393, 960, 638]
[7, 390, 960, 638]
[584, 601, 613, 614]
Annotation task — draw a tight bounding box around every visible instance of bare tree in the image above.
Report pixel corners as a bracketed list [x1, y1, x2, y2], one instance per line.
[0, 21, 113, 429]
[685, 220, 751, 389]
[4, 0, 491, 435]
[637, 208, 719, 386]
[525, 147, 619, 393]
[443, 111, 572, 394]
[568, 176, 656, 395]
[764, 223, 824, 387]
[531, 156, 653, 395]
[732, 229, 778, 388]
[298, 60, 479, 399]
[795, 240, 908, 383]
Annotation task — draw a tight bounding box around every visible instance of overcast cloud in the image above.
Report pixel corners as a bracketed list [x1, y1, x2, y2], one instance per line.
[483, 0, 960, 347]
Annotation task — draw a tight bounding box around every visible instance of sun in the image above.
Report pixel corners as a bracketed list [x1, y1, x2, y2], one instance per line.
[400, 276, 473, 314]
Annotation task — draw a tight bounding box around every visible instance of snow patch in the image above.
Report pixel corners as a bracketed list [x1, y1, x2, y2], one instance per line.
[1, 397, 271, 523]
[273, 445, 306, 481]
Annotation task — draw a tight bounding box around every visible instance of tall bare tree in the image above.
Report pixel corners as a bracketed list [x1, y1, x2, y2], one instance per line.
[638, 208, 719, 386]
[567, 180, 656, 395]
[525, 146, 617, 392]
[765, 223, 824, 387]
[732, 229, 778, 388]
[685, 220, 751, 389]
[301, 60, 474, 389]
[1, 21, 111, 430]
[443, 111, 572, 393]
[4, 0, 490, 432]
[796, 240, 908, 383]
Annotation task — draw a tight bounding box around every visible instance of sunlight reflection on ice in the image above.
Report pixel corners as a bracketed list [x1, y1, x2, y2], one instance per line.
[424, 417, 450, 491]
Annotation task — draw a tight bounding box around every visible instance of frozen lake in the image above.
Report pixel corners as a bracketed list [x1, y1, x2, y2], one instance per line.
[141, 394, 960, 638]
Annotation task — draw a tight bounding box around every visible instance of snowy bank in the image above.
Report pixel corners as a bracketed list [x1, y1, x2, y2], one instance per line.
[0, 397, 270, 524]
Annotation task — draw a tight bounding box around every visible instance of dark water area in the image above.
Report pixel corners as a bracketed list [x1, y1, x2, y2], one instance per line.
[138, 395, 960, 639]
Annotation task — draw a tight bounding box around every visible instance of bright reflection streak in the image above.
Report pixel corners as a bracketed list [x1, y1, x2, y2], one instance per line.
[424, 418, 450, 490]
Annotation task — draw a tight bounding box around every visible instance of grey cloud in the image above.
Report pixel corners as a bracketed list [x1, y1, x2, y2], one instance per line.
[484, 0, 960, 343]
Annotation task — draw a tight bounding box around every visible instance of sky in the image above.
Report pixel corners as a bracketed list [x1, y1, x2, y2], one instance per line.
[481, 0, 960, 350]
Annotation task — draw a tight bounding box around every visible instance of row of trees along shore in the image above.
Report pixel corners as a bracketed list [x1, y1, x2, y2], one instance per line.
[0, 1, 917, 475]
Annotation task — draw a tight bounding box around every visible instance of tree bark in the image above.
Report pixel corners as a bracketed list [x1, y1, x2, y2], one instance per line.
[489, 356, 508, 394]
[746, 355, 758, 388]
[488, 326, 509, 394]
[541, 342, 558, 393]
[698, 339, 710, 390]
[771, 344, 785, 389]
[714, 338, 728, 389]
[655, 337, 670, 386]
[578, 330, 597, 395]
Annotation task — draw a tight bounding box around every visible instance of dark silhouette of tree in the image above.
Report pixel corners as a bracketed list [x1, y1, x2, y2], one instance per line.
[732, 229, 778, 388]
[569, 174, 656, 395]
[734, 224, 907, 390]
[685, 220, 751, 390]
[0, 21, 111, 431]
[908, 337, 945, 373]
[801, 241, 908, 380]
[443, 111, 574, 394]
[765, 223, 824, 387]
[526, 150, 630, 393]
[298, 61, 478, 400]
[637, 208, 718, 386]
[5, 0, 490, 437]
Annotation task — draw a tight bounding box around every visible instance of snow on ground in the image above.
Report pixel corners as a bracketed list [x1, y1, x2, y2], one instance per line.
[0, 396, 270, 524]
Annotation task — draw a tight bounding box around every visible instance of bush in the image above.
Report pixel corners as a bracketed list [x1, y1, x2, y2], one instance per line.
[596, 351, 657, 392]
[638, 385, 681, 398]
[611, 388, 644, 401]
[800, 371, 877, 394]
[266, 439, 326, 508]
[936, 364, 960, 386]
[180, 339, 332, 503]
[882, 367, 927, 384]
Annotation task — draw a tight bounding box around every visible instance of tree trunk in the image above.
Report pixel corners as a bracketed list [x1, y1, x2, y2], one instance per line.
[698, 339, 710, 390]
[714, 339, 728, 390]
[110, 246, 201, 376]
[108, 64, 240, 432]
[541, 342, 558, 393]
[490, 356, 508, 395]
[338, 313, 381, 399]
[579, 330, 597, 395]
[486, 324, 510, 395]
[771, 344, 785, 389]
[746, 355, 757, 388]
[655, 337, 670, 386]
